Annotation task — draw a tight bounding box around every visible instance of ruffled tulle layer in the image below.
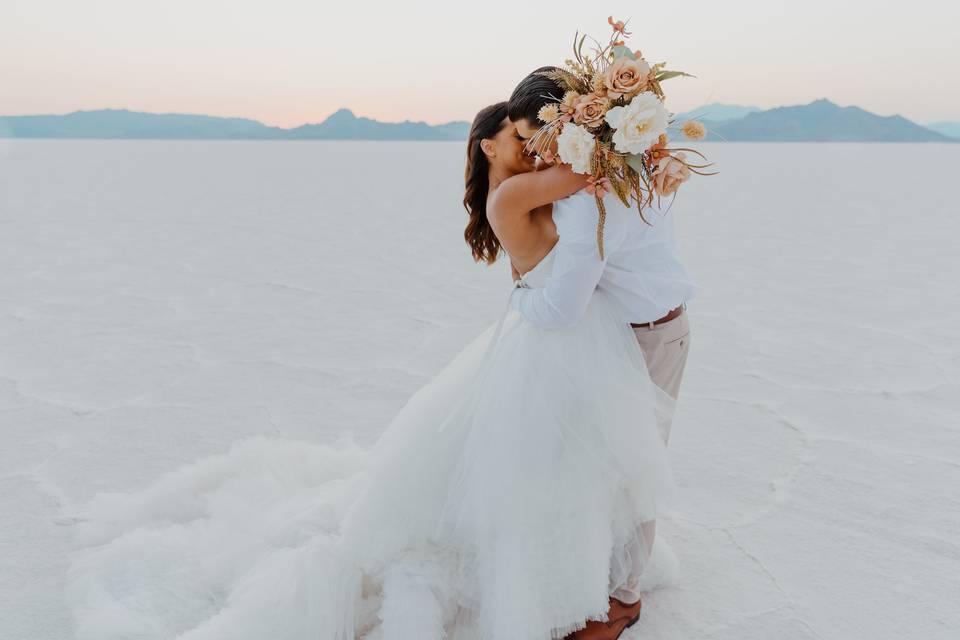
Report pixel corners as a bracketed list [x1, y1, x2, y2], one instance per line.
[65, 290, 676, 640]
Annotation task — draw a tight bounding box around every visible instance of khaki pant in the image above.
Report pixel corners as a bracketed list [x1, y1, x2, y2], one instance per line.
[611, 311, 690, 604]
[631, 311, 690, 444]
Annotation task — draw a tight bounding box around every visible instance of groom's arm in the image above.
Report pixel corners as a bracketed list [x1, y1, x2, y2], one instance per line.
[510, 239, 608, 329]
[512, 193, 676, 329]
[511, 199, 625, 329]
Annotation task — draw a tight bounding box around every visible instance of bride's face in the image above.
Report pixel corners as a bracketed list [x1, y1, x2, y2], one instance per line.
[485, 118, 536, 176]
[514, 118, 559, 163]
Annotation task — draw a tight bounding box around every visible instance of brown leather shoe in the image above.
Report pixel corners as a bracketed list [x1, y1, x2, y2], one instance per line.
[563, 596, 641, 639]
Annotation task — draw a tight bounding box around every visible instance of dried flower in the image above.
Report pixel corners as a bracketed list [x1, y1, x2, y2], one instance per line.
[645, 134, 669, 169]
[608, 16, 631, 35]
[537, 103, 561, 124]
[592, 73, 607, 92]
[585, 176, 612, 197]
[560, 91, 581, 115]
[652, 153, 691, 196]
[602, 56, 651, 100]
[681, 120, 707, 140]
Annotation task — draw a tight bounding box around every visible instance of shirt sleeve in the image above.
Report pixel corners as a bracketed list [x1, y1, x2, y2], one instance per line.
[510, 200, 625, 329]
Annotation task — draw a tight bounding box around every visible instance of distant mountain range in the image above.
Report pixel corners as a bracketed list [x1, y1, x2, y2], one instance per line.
[0, 100, 954, 142]
[686, 99, 954, 142]
[674, 102, 762, 122]
[0, 108, 469, 141]
[927, 122, 960, 139]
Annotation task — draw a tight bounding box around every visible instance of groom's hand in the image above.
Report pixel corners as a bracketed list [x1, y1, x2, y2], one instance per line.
[534, 155, 556, 171]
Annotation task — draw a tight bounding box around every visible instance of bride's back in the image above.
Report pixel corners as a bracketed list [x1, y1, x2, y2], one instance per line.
[488, 197, 558, 275]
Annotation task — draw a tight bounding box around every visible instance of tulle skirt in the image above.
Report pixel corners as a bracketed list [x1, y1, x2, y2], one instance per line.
[65, 289, 676, 640]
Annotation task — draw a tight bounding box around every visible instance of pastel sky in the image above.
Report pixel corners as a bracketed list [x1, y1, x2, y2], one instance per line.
[2, 0, 958, 127]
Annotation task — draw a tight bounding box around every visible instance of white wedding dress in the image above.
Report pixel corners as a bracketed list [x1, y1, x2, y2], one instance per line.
[65, 238, 677, 640]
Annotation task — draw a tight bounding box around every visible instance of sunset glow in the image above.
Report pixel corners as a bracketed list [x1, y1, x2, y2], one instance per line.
[3, 0, 958, 126]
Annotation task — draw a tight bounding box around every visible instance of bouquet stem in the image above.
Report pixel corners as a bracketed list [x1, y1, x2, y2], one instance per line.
[595, 193, 607, 260]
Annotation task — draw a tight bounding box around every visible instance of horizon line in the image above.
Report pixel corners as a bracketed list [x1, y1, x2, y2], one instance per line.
[0, 106, 473, 129]
[2, 98, 956, 128]
[0, 97, 960, 131]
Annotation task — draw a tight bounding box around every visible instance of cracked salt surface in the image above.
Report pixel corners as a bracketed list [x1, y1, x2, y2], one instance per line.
[1, 140, 958, 639]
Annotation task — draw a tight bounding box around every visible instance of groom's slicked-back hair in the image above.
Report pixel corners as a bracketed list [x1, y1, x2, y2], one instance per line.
[508, 66, 564, 126]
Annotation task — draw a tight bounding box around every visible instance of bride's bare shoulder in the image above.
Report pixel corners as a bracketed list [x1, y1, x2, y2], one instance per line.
[485, 182, 521, 223]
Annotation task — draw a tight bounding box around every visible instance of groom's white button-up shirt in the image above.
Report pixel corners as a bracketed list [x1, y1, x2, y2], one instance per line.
[510, 190, 697, 329]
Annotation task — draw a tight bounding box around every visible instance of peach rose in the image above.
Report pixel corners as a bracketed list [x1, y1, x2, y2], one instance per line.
[652, 153, 691, 196]
[603, 56, 651, 100]
[573, 92, 610, 129]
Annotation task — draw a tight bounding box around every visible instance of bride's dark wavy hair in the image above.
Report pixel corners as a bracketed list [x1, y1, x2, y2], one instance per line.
[463, 102, 508, 264]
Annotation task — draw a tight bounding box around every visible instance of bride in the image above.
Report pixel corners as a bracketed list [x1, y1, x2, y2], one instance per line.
[65, 102, 677, 640]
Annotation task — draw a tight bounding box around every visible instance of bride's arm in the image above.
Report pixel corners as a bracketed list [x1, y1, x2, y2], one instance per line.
[492, 163, 588, 218]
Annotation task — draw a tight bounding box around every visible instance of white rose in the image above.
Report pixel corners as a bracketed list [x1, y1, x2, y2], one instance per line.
[555, 123, 595, 175]
[604, 92, 669, 154]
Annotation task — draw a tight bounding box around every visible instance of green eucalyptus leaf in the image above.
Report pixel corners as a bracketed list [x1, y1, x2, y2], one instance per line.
[626, 153, 646, 174]
[612, 45, 636, 60]
[656, 70, 696, 81]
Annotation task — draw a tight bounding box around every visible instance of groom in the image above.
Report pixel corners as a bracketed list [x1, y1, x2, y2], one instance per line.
[507, 68, 695, 638]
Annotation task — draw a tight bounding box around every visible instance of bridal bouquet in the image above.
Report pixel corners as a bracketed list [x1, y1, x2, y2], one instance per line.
[528, 17, 715, 258]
